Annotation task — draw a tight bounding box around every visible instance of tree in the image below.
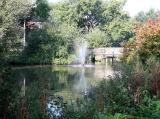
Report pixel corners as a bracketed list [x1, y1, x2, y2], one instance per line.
[105, 18, 134, 46]
[19, 0, 53, 64]
[102, 0, 134, 46]
[85, 28, 107, 47]
[0, 0, 32, 60]
[135, 9, 159, 23]
[135, 16, 160, 61]
[51, 0, 133, 47]
[0, 0, 32, 118]
[33, 0, 51, 21]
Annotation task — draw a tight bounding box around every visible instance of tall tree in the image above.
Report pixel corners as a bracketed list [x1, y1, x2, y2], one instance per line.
[0, 0, 32, 59]
[135, 9, 159, 23]
[33, 0, 51, 21]
[21, 0, 55, 64]
[0, 0, 32, 118]
[50, 0, 134, 47]
[135, 17, 160, 61]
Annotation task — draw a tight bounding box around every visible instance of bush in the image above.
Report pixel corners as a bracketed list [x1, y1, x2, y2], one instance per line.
[94, 59, 160, 118]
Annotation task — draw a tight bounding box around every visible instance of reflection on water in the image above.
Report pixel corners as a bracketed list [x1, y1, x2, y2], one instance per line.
[47, 98, 63, 118]
[74, 67, 89, 96]
[12, 64, 113, 118]
[13, 64, 113, 93]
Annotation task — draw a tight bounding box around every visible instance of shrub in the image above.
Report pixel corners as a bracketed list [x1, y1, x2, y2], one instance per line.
[94, 59, 160, 118]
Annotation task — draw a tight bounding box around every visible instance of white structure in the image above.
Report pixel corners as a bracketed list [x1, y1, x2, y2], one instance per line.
[90, 47, 124, 60]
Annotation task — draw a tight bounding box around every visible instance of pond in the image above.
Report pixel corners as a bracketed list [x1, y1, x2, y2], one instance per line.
[11, 64, 114, 118]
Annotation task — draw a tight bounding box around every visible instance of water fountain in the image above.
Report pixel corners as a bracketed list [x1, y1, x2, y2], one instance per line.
[73, 40, 90, 95]
[75, 40, 87, 66]
[74, 68, 88, 95]
[71, 39, 94, 67]
[47, 40, 90, 118]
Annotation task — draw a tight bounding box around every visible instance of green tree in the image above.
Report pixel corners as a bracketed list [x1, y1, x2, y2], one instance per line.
[105, 18, 134, 46]
[101, 0, 134, 46]
[20, 0, 52, 64]
[51, 0, 133, 47]
[135, 9, 159, 23]
[0, 0, 31, 59]
[33, 0, 51, 21]
[85, 28, 107, 47]
[0, 1, 32, 118]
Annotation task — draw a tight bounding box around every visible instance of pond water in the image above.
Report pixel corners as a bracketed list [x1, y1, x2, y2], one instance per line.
[12, 64, 113, 99]
[12, 64, 113, 118]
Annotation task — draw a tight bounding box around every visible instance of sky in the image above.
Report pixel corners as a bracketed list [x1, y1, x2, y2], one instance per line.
[48, 0, 160, 16]
[123, 0, 160, 16]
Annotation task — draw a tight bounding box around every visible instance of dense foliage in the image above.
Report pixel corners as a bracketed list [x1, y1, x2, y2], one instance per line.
[0, 0, 31, 118]
[0, 0, 31, 59]
[135, 17, 160, 61]
[62, 58, 160, 119]
[135, 9, 159, 23]
[0, 0, 160, 119]
[51, 0, 134, 47]
[7, 0, 134, 65]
